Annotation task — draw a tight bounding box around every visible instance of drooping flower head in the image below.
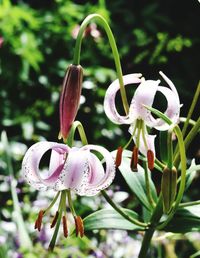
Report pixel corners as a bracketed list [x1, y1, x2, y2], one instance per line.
[104, 72, 180, 170]
[59, 64, 83, 141]
[22, 140, 115, 247]
[22, 141, 115, 196]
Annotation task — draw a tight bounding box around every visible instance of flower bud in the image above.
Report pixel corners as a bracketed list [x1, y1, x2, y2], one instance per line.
[59, 64, 83, 140]
[161, 166, 177, 214]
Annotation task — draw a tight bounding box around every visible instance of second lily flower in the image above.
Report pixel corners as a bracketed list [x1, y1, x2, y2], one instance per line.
[104, 72, 181, 167]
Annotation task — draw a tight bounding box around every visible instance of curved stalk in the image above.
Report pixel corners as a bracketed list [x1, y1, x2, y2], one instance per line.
[67, 120, 88, 147]
[73, 13, 129, 114]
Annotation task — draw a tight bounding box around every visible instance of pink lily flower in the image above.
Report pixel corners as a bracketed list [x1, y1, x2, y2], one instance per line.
[59, 64, 83, 141]
[22, 141, 115, 196]
[104, 72, 180, 169]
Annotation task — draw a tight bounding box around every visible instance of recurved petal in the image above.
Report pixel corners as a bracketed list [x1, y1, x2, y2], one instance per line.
[80, 145, 116, 196]
[159, 71, 180, 104]
[104, 74, 142, 124]
[142, 86, 180, 131]
[129, 80, 160, 126]
[154, 86, 180, 130]
[22, 142, 69, 190]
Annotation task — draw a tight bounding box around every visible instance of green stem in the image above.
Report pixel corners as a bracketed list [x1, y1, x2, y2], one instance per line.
[174, 117, 200, 166]
[179, 117, 198, 128]
[101, 190, 147, 228]
[73, 13, 129, 114]
[181, 81, 200, 138]
[67, 190, 77, 217]
[1, 131, 32, 248]
[174, 81, 200, 158]
[67, 120, 88, 147]
[141, 121, 148, 151]
[179, 200, 200, 208]
[136, 119, 142, 148]
[48, 190, 66, 251]
[44, 191, 60, 215]
[138, 196, 163, 258]
[155, 158, 165, 171]
[123, 122, 137, 149]
[144, 161, 156, 208]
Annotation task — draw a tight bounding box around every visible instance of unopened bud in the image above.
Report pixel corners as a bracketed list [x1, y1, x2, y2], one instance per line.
[161, 166, 177, 214]
[130, 146, 138, 172]
[147, 150, 154, 170]
[59, 64, 83, 140]
[115, 147, 123, 168]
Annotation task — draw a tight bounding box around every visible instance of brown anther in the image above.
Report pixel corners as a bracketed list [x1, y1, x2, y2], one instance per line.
[36, 210, 44, 232]
[130, 146, 138, 172]
[147, 150, 154, 170]
[74, 216, 84, 237]
[62, 215, 68, 238]
[74, 216, 79, 237]
[50, 211, 59, 228]
[34, 219, 38, 230]
[76, 216, 84, 237]
[115, 146, 123, 168]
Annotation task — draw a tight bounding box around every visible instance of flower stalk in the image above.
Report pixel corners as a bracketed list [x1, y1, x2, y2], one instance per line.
[73, 13, 129, 114]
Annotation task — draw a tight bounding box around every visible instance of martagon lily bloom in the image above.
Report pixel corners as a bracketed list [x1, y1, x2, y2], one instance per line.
[22, 140, 115, 245]
[22, 141, 115, 195]
[104, 72, 181, 170]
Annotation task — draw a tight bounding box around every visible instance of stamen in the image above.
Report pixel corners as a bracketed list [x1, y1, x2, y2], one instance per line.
[130, 146, 138, 172]
[62, 215, 68, 238]
[115, 146, 123, 168]
[36, 210, 44, 232]
[74, 216, 79, 237]
[147, 150, 154, 170]
[77, 216, 84, 238]
[50, 211, 59, 228]
[74, 216, 84, 237]
[34, 219, 38, 230]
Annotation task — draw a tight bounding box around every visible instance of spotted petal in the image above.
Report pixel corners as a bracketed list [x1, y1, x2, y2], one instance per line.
[81, 145, 116, 196]
[22, 142, 70, 191]
[104, 74, 142, 124]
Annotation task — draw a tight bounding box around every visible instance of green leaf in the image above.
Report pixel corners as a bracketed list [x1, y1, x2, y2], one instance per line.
[118, 156, 157, 211]
[84, 208, 143, 231]
[164, 205, 200, 233]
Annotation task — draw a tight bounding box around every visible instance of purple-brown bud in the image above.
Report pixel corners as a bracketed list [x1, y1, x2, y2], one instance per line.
[59, 64, 83, 140]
